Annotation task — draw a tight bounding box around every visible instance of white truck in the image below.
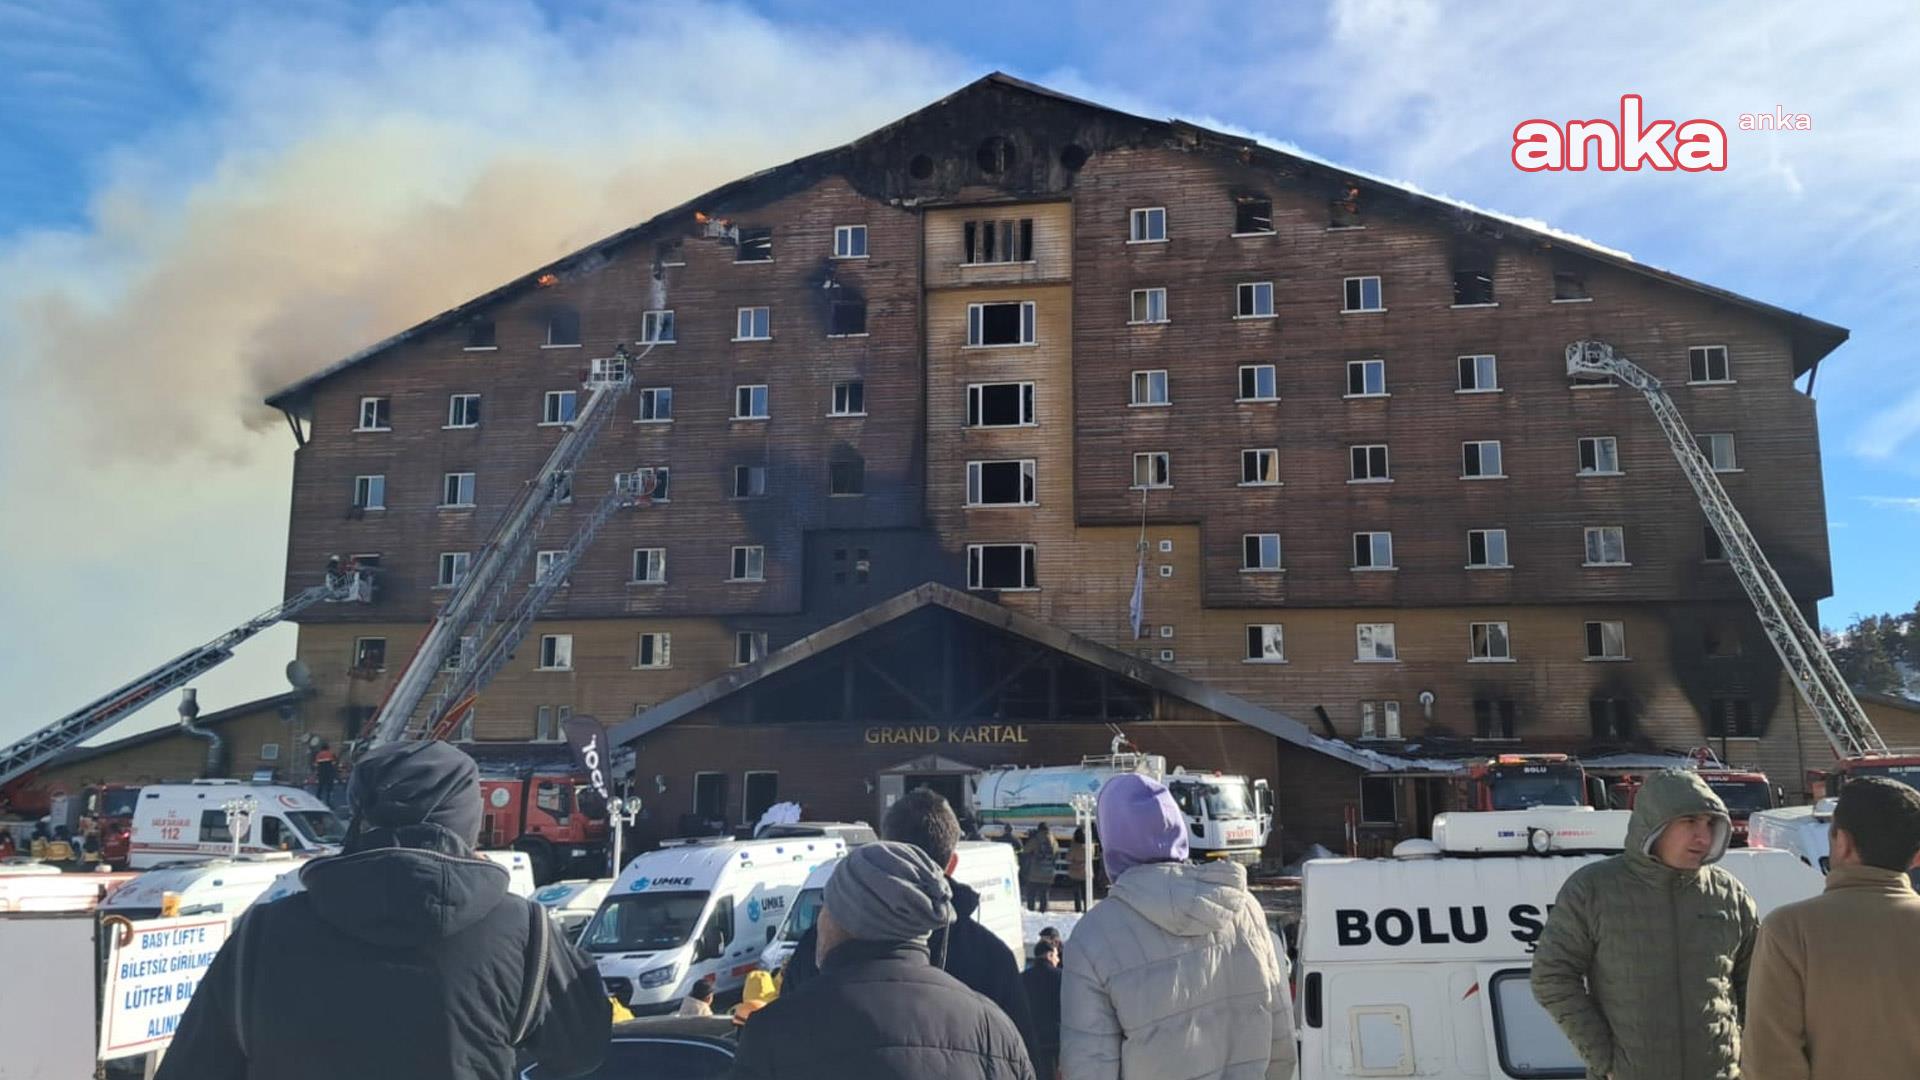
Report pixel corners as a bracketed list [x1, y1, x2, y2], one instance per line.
[582, 836, 845, 1014]
[971, 745, 1273, 863]
[127, 780, 345, 869]
[759, 839, 1023, 974]
[1294, 808, 1824, 1080]
[1747, 799, 1836, 875]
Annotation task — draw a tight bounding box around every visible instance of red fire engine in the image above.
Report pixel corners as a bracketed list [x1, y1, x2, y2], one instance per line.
[478, 769, 610, 884]
[1451, 754, 1600, 812]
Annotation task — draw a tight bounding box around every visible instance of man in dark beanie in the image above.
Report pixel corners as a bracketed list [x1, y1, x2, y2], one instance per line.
[1743, 777, 1920, 1079]
[732, 841, 1035, 1080]
[158, 741, 610, 1080]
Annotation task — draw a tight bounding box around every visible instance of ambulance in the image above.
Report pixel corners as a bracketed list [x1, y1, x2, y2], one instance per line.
[533, 878, 615, 942]
[128, 780, 346, 869]
[583, 837, 846, 1013]
[253, 849, 538, 907]
[0, 865, 135, 912]
[101, 852, 305, 922]
[759, 839, 1022, 974]
[1295, 808, 1824, 1079]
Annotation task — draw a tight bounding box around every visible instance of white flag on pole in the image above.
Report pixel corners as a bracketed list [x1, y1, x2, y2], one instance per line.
[1128, 552, 1145, 639]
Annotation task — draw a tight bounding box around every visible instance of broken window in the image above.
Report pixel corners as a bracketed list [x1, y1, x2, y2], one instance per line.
[636, 632, 670, 668]
[641, 309, 675, 344]
[441, 472, 476, 507]
[1707, 697, 1757, 738]
[1458, 354, 1499, 391]
[542, 390, 577, 425]
[829, 458, 865, 496]
[1245, 624, 1285, 662]
[1358, 775, 1396, 820]
[1346, 359, 1386, 396]
[967, 301, 1035, 346]
[631, 548, 666, 584]
[546, 310, 581, 347]
[963, 218, 1034, 264]
[1132, 451, 1171, 489]
[1703, 525, 1727, 562]
[829, 300, 867, 336]
[1585, 526, 1628, 565]
[1329, 184, 1362, 227]
[1468, 529, 1509, 568]
[1474, 699, 1517, 739]
[730, 546, 765, 581]
[1589, 698, 1633, 740]
[735, 631, 768, 665]
[735, 228, 773, 262]
[966, 460, 1037, 506]
[1689, 346, 1732, 383]
[1130, 370, 1169, 406]
[1238, 365, 1278, 401]
[831, 380, 865, 416]
[967, 382, 1035, 426]
[1553, 263, 1591, 301]
[1240, 449, 1279, 485]
[1585, 621, 1628, 659]
[352, 474, 386, 510]
[967, 543, 1038, 590]
[1236, 282, 1274, 318]
[465, 319, 496, 349]
[732, 465, 767, 498]
[1242, 533, 1282, 571]
[1349, 444, 1390, 481]
[1451, 243, 1496, 305]
[1462, 440, 1504, 478]
[637, 387, 672, 422]
[357, 397, 391, 431]
[632, 466, 668, 502]
[352, 637, 387, 672]
[1353, 532, 1394, 569]
[1234, 196, 1274, 235]
[1342, 276, 1383, 312]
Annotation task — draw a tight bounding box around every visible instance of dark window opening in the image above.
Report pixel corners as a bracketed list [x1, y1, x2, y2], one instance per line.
[546, 310, 580, 346]
[976, 136, 1015, 175]
[693, 773, 728, 823]
[1234, 197, 1274, 234]
[969, 383, 1032, 426]
[829, 300, 867, 335]
[1708, 697, 1756, 738]
[1590, 698, 1634, 741]
[1452, 267, 1496, 305]
[829, 460, 865, 496]
[1704, 625, 1743, 659]
[1474, 699, 1517, 740]
[970, 545, 1036, 590]
[974, 461, 1032, 505]
[1329, 184, 1362, 227]
[732, 465, 766, 498]
[1703, 525, 1727, 561]
[465, 319, 496, 348]
[735, 228, 773, 262]
[1553, 266, 1591, 301]
[963, 219, 1034, 264]
[1359, 776, 1398, 824]
[353, 638, 387, 671]
[978, 303, 1024, 345]
[1059, 144, 1089, 170]
[744, 773, 779, 823]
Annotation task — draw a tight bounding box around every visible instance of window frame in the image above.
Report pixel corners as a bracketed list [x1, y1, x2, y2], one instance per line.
[830, 380, 867, 417]
[1345, 359, 1388, 398]
[1129, 288, 1169, 325]
[639, 309, 676, 345]
[730, 545, 766, 582]
[1698, 433, 1739, 472]
[543, 310, 581, 348]
[1578, 436, 1622, 476]
[541, 390, 578, 426]
[1232, 196, 1276, 237]
[1244, 624, 1287, 663]
[1470, 621, 1514, 662]
[734, 227, 773, 263]
[1131, 451, 1172, 490]
[1235, 281, 1275, 319]
[1356, 622, 1399, 663]
[1237, 364, 1279, 403]
[440, 471, 476, 509]
[731, 464, 767, 499]
[1129, 369, 1171, 407]
[1348, 444, 1391, 483]
[965, 300, 1038, 348]
[445, 393, 481, 429]
[832, 224, 869, 259]
[1456, 354, 1500, 393]
[356, 396, 391, 432]
[634, 632, 672, 669]
[965, 459, 1039, 508]
[436, 551, 471, 588]
[352, 474, 387, 511]
[828, 458, 865, 497]
[351, 636, 388, 673]
[1585, 620, 1629, 661]
[1239, 448, 1281, 487]
[734, 631, 769, 666]
[1342, 275, 1384, 313]
[966, 543, 1039, 591]
[1584, 526, 1629, 567]
[534, 549, 569, 587]
[1352, 531, 1396, 571]
[1688, 345, 1733, 385]
[966, 382, 1037, 427]
[630, 547, 667, 585]
[1467, 528, 1511, 569]
[1240, 533, 1283, 573]
[733, 384, 770, 421]
[734, 306, 772, 342]
[635, 386, 673, 423]
[1461, 439, 1506, 479]
[537, 634, 573, 671]
[1127, 206, 1167, 243]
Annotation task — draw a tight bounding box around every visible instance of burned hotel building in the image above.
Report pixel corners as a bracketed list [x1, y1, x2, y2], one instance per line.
[264, 75, 1847, 855]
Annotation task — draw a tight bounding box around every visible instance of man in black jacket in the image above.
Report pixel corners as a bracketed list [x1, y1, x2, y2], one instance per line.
[156, 741, 610, 1080]
[732, 841, 1035, 1080]
[780, 789, 1036, 1060]
[1022, 939, 1062, 1080]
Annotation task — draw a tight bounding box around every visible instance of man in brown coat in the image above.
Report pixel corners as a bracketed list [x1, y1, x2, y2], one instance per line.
[1742, 777, 1920, 1080]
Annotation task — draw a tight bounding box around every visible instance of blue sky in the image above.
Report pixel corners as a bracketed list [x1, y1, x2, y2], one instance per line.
[1, 0, 1915, 746]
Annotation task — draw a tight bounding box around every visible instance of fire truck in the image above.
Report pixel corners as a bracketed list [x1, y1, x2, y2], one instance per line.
[1450, 754, 1602, 812]
[1607, 763, 1778, 846]
[478, 768, 610, 884]
[1812, 754, 1920, 800]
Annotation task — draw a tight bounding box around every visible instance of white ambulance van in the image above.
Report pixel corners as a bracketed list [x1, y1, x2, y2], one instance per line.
[253, 849, 538, 907]
[101, 852, 306, 923]
[128, 780, 345, 869]
[759, 839, 1022, 973]
[584, 837, 845, 1013]
[533, 878, 614, 942]
[1747, 799, 1835, 873]
[1295, 809, 1824, 1080]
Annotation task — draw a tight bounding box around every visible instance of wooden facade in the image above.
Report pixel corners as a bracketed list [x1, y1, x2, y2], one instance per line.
[260, 75, 1848, 850]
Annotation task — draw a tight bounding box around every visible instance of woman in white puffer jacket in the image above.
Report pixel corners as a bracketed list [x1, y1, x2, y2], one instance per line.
[1059, 773, 1296, 1080]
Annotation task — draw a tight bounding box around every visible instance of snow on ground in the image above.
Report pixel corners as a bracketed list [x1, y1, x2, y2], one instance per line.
[1022, 907, 1086, 952]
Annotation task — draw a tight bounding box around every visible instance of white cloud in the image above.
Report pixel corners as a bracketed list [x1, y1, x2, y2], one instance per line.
[0, 0, 965, 742]
[1860, 496, 1920, 513]
[1853, 390, 1920, 460]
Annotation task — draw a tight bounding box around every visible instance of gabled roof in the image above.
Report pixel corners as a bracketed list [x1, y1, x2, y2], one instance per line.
[606, 581, 1384, 771]
[267, 71, 1846, 412]
[45, 690, 312, 770]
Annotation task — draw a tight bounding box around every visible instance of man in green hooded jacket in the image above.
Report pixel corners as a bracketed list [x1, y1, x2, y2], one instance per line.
[1532, 770, 1759, 1080]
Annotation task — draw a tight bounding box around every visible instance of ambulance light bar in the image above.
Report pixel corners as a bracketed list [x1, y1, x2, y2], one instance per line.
[1431, 808, 1630, 855]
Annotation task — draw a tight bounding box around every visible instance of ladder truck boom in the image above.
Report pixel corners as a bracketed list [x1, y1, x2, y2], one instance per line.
[365, 346, 650, 748]
[1565, 339, 1885, 760]
[0, 563, 372, 791]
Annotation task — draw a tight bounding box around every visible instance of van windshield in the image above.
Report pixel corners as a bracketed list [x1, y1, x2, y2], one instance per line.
[286, 811, 347, 846]
[778, 888, 824, 945]
[582, 891, 710, 953]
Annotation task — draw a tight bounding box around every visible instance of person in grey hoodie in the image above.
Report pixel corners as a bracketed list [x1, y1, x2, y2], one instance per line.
[1059, 773, 1294, 1080]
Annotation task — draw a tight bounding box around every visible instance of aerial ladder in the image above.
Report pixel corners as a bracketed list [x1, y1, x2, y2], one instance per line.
[363, 344, 657, 748]
[1565, 339, 1888, 763]
[0, 562, 373, 796]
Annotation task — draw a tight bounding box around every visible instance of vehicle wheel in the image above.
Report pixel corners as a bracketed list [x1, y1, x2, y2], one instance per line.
[515, 838, 556, 884]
